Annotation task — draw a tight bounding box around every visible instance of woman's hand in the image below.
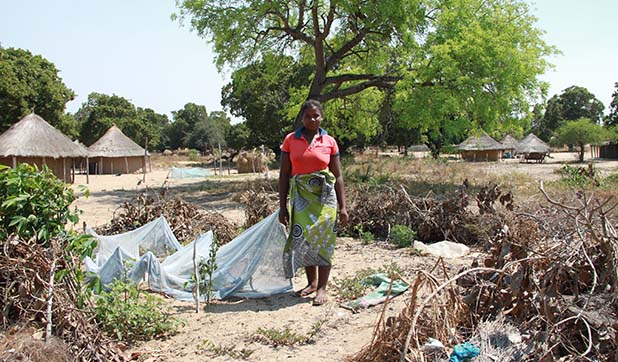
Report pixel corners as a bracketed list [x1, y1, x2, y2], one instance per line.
[279, 206, 289, 226]
[338, 207, 349, 227]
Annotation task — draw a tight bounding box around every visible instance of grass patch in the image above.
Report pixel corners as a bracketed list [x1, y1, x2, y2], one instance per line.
[197, 339, 254, 359]
[253, 318, 327, 347]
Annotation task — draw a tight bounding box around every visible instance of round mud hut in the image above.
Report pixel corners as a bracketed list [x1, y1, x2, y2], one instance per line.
[500, 135, 520, 158]
[0, 113, 88, 182]
[457, 133, 506, 162]
[87, 125, 149, 174]
[515, 133, 550, 163]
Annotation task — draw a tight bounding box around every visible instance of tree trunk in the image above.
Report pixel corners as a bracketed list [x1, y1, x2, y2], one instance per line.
[579, 144, 585, 162]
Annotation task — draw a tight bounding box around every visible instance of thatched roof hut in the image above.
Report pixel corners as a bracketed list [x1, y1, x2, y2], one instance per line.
[87, 125, 149, 174]
[457, 133, 506, 161]
[515, 133, 550, 163]
[0, 113, 88, 182]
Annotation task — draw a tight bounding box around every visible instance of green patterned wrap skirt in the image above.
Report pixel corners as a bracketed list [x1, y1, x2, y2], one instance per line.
[283, 169, 338, 278]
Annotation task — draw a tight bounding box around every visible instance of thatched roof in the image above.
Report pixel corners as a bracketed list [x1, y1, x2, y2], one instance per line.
[516, 133, 550, 154]
[0, 113, 88, 158]
[501, 135, 520, 150]
[88, 125, 146, 157]
[457, 133, 506, 151]
[73, 140, 89, 155]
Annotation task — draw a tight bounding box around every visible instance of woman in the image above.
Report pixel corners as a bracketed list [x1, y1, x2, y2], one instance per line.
[279, 99, 348, 306]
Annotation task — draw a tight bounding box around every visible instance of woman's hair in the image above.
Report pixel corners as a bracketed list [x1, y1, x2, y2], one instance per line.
[300, 99, 323, 117]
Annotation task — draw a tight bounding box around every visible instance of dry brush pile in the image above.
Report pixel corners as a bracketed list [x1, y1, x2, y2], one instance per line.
[0, 237, 122, 361]
[345, 181, 512, 244]
[96, 187, 238, 245]
[350, 184, 618, 361]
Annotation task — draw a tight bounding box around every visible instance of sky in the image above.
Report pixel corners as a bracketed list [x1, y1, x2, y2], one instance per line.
[1, 0, 617, 122]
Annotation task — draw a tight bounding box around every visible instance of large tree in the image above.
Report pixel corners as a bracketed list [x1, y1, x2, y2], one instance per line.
[606, 82, 618, 127]
[555, 118, 609, 162]
[75, 92, 168, 149]
[177, 0, 553, 151]
[536, 86, 605, 141]
[0, 47, 76, 135]
[392, 0, 552, 156]
[221, 54, 312, 150]
[175, 0, 417, 105]
[167, 102, 209, 150]
[185, 110, 230, 152]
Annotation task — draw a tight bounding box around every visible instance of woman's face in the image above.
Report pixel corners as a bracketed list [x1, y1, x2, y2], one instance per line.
[302, 106, 322, 131]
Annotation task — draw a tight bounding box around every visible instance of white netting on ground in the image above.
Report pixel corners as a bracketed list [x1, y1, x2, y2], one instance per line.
[84, 212, 292, 300]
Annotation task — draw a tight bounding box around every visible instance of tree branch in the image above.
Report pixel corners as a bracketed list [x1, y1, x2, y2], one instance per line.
[320, 78, 398, 101]
[325, 28, 369, 70]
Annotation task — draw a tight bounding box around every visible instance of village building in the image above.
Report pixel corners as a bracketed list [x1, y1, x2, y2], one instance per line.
[515, 133, 551, 163]
[0, 113, 88, 182]
[87, 125, 149, 174]
[500, 135, 520, 158]
[457, 133, 506, 162]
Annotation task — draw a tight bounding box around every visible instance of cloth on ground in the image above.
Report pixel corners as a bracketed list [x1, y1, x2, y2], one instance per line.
[84, 212, 292, 301]
[170, 166, 210, 179]
[341, 273, 409, 313]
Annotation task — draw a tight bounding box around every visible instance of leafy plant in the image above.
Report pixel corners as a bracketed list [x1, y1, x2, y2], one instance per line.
[0, 164, 81, 245]
[253, 319, 328, 347]
[184, 239, 219, 309]
[558, 163, 600, 187]
[94, 280, 183, 342]
[355, 225, 375, 245]
[198, 339, 254, 359]
[389, 225, 417, 248]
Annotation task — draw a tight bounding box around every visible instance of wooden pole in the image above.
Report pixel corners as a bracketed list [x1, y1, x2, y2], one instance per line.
[218, 143, 223, 175]
[125, 156, 129, 174]
[86, 156, 89, 184]
[45, 241, 57, 345]
[193, 239, 200, 313]
[12, 156, 16, 168]
[63, 158, 67, 183]
[143, 137, 148, 183]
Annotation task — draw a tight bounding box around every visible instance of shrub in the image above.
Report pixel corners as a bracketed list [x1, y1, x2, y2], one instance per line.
[0, 164, 82, 245]
[389, 225, 417, 248]
[558, 164, 599, 187]
[94, 280, 183, 342]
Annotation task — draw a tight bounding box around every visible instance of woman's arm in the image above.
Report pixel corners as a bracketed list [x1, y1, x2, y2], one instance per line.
[329, 155, 348, 227]
[279, 152, 292, 226]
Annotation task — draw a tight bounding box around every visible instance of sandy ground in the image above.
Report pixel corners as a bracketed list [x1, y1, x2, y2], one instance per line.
[71, 153, 618, 361]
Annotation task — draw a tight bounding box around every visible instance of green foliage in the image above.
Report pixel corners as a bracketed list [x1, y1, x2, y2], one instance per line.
[222, 54, 313, 151]
[607, 82, 618, 128]
[554, 118, 610, 162]
[254, 327, 307, 346]
[0, 164, 80, 244]
[198, 340, 254, 359]
[354, 226, 375, 245]
[94, 280, 183, 342]
[226, 122, 251, 152]
[184, 239, 218, 308]
[389, 225, 417, 248]
[177, 0, 553, 152]
[0, 47, 76, 135]
[74, 92, 169, 149]
[394, 0, 555, 157]
[253, 319, 326, 347]
[557, 164, 600, 188]
[535, 86, 606, 141]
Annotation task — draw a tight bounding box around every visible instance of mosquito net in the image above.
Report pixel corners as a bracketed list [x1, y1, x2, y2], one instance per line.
[84, 212, 292, 300]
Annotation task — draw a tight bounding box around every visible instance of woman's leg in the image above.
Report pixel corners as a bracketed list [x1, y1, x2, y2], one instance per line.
[295, 266, 318, 296]
[314, 266, 331, 305]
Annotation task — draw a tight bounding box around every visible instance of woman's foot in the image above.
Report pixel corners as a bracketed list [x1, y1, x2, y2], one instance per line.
[294, 284, 317, 297]
[312, 288, 328, 306]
